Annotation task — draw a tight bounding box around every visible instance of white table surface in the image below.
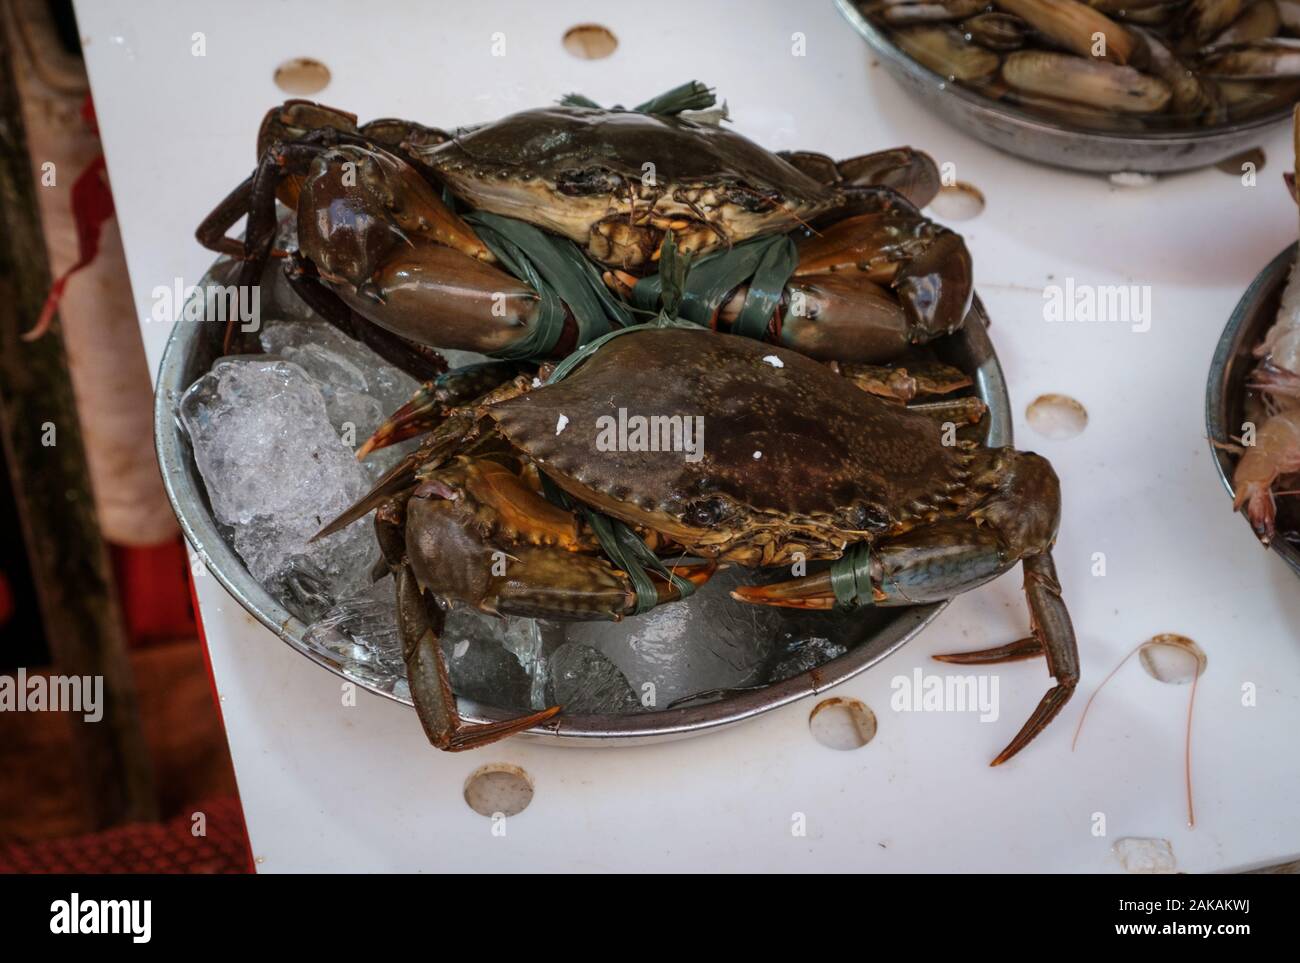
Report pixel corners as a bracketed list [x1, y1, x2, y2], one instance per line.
[76, 0, 1300, 872]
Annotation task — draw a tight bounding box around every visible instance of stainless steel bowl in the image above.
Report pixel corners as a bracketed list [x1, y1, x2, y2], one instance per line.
[834, 0, 1292, 175]
[1206, 241, 1300, 577]
[155, 255, 1013, 745]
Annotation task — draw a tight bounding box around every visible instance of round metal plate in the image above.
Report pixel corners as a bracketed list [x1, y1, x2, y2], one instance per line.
[155, 255, 1013, 745]
[834, 0, 1293, 175]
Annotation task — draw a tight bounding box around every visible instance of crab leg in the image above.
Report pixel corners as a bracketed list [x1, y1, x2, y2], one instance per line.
[367, 450, 718, 753]
[197, 137, 342, 351]
[733, 449, 1077, 764]
[394, 560, 562, 750]
[933, 552, 1078, 765]
[278, 135, 581, 360]
[778, 147, 942, 208]
[754, 272, 915, 363]
[195, 172, 259, 260]
[393, 538, 709, 752]
[402, 459, 714, 618]
[599, 269, 911, 361]
[378, 495, 563, 751]
[255, 99, 451, 170]
[733, 536, 1076, 764]
[193, 147, 306, 345]
[314, 405, 492, 543]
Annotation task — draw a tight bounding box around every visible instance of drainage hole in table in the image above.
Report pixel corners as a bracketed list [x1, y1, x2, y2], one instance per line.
[809, 697, 877, 750]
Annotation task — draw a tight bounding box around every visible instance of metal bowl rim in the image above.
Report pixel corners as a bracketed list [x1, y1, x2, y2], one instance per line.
[1204, 240, 1300, 576]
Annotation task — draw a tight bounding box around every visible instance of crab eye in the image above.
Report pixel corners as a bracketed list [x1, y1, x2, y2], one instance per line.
[555, 166, 623, 196]
[685, 497, 729, 528]
[724, 184, 780, 213]
[847, 503, 890, 533]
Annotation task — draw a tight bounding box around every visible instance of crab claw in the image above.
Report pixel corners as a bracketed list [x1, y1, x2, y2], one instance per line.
[357, 362, 531, 459]
[792, 210, 974, 352]
[730, 572, 839, 610]
[357, 383, 445, 460]
[646, 560, 719, 604]
[893, 230, 973, 341]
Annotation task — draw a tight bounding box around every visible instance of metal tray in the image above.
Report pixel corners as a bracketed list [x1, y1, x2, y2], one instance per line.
[1206, 241, 1300, 577]
[155, 254, 1013, 745]
[834, 0, 1293, 175]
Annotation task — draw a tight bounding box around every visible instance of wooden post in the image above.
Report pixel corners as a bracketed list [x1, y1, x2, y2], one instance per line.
[0, 23, 156, 826]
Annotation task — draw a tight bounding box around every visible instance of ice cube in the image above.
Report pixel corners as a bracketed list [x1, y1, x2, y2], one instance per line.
[303, 576, 406, 691]
[302, 579, 549, 709]
[259, 321, 421, 473]
[259, 319, 421, 478]
[441, 606, 535, 710]
[562, 567, 783, 709]
[547, 642, 641, 713]
[179, 358, 377, 614]
[558, 567, 872, 709]
[260, 320, 418, 411]
[766, 635, 850, 683]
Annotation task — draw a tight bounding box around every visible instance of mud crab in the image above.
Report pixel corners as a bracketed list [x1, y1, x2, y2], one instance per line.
[319, 325, 1078, 765]
[196, 92, 972, 367]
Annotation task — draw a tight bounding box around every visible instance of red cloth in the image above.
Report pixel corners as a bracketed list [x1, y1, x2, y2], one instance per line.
[110, 540, 198, 646]
[0, 570, 12, 627]
[27, 95, 115, 341]
[0, 796, 253, 874]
